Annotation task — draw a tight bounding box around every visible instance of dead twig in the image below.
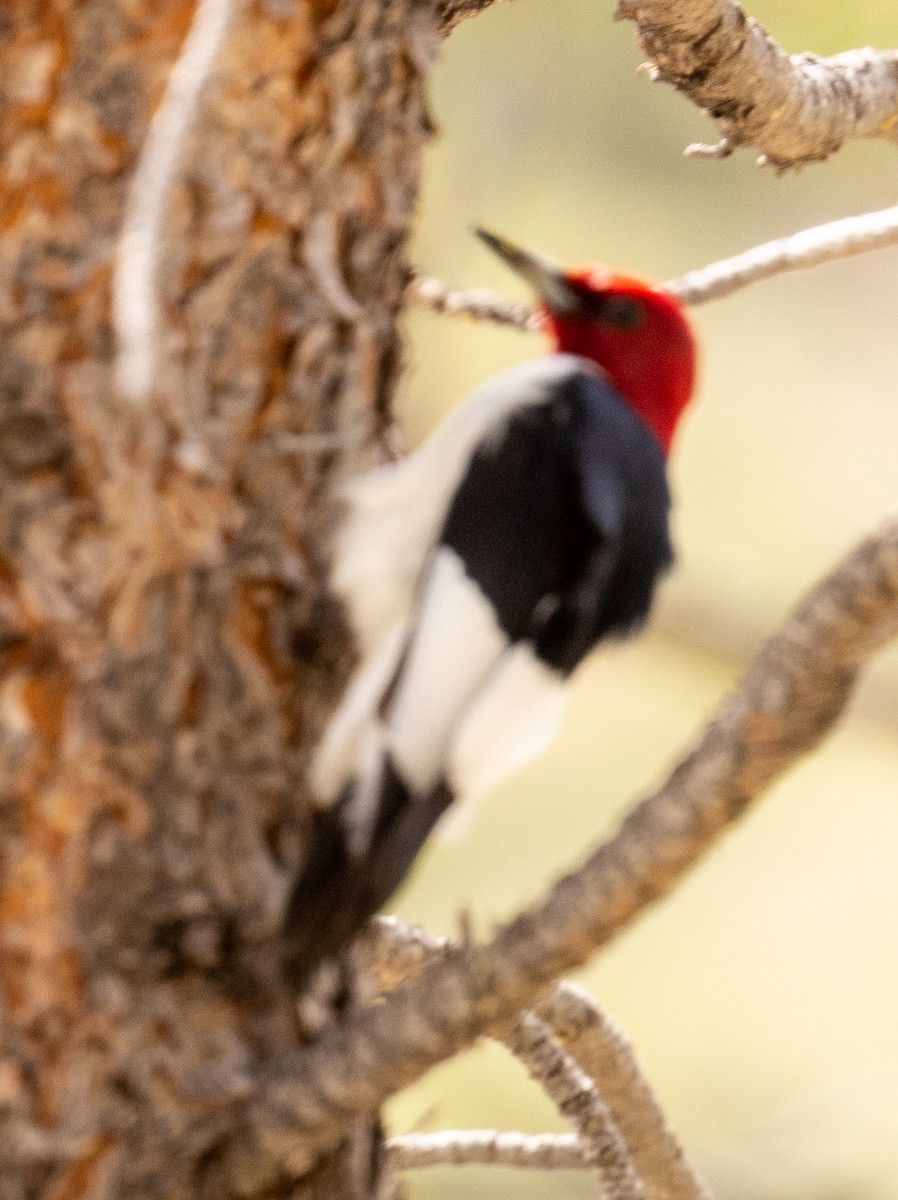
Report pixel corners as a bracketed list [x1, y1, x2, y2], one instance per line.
[666, 204, 898, 305]
[408, 272, 540, 330]
[365, 920, 711, 1200]
[388, 1128, 585, 1170]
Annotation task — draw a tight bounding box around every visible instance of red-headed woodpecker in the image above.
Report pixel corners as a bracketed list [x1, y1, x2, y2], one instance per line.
[284, 230, 698, 988]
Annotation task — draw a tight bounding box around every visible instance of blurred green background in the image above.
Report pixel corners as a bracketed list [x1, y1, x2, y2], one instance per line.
[385, 3, 898, 1196]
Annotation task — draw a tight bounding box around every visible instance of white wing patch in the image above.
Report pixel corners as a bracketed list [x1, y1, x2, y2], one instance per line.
[385, 547, 508, 796]
[332, 355, 599, 653]
[313, 546, 569, 850]
[309, 620, 408, 806]
[314, 357, 602, 839]
[442, 643, 567, 838]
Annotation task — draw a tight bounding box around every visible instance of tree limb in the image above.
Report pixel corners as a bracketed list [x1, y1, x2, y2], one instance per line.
[409, 200, 898, 327]
[388, 1128, 585, 1170]
[365, 919, 711, 1200]
[438, 0, 898, 166]
[215, 514, 898, 1192]
[506, 1013, 646, 1199]
[619, 0, 898, 167]
[540, 983, 713, 1200]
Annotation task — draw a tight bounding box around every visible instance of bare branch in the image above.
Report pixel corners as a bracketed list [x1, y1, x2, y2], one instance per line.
[217, 513, 898, 1193]
[621, 0, 898, 168]
[408, 272, 540, 330]
[439, 0, 898, 163]
[666, 203, 898, 304]
[113, 0, 239, 404]
[388, 1128, 585, 1170]
[541, 984, 713, 1200]
[364, 921, 711, 1200]
[410, 201, 898, 324]
[507, 1014, 646, 1199]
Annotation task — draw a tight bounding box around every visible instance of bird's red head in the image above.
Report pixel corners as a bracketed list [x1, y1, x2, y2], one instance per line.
[477, 231, 698, 454]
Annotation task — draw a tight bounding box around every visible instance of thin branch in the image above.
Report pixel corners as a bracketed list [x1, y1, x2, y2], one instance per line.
[388, 1129, 585, 1171]
[113, 0, 239, 404]
[363, 920, 711, 1200]
[407, 272, 540, 330]
[541, 984, 713, 1200]
[216, 513, 898, 1195]
[506, 1014, 646, 1199]
[666, 203, 898, 305]
[620, 0, 898, 168]
[410, 201, 898, 328]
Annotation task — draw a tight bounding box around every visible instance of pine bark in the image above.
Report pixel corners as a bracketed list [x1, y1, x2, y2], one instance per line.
[0, 0, 433, 1195]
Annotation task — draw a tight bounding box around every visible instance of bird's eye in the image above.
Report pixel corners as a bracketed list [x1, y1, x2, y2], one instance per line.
[601, 295, 645, 330]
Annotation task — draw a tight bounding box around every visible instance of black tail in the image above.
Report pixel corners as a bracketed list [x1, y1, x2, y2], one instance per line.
[283, 759, 453, 991]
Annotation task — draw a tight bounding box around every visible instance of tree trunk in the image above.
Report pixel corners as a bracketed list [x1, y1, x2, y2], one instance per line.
[0, 0, 432, 1194]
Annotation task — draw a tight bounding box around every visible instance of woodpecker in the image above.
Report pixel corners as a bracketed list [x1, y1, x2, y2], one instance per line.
[284, 230, 698, 988]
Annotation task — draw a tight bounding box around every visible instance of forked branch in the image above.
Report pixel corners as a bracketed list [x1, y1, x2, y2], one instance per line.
[216, 514, 898, 1192]
[368, 919, 709, 1199]
[506, 1013, 646, 1200]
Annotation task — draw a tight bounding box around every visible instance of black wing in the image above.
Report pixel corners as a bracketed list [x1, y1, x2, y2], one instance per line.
[440, 359, 673, 676]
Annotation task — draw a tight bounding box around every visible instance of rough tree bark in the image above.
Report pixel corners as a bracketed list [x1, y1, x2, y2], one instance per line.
[4, 0, 898, 1197]
[0, 0, 434, 1195]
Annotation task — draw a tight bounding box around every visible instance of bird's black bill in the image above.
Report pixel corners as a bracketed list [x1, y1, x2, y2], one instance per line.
[475, 227, 582, 316]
